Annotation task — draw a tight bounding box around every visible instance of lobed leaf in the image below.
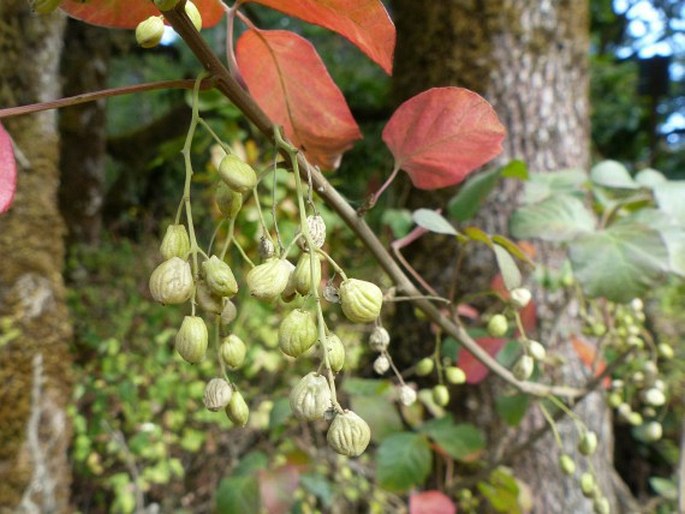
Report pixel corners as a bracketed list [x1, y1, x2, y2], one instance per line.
[0, 122, 16, 214]
[590, 160, 638, 189]
[376, 432, 432, 492]
[382, 87, 506, 190]
[245, 0, 395, 74]
[236, 29, 362, 170]
[420, 416, 485, 462]
[510, 194, 596, 243]
[60, 0, 224, 29]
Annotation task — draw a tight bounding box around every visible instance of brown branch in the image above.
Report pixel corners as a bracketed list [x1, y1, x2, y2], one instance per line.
[0, 79, 214, 120]
[163, 5, 585, 399]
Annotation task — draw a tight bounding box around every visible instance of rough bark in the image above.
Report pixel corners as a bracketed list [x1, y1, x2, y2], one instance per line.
[59, 19, 111, 244]
[0, 5, 72, 513]
[392, 1, 630, 512]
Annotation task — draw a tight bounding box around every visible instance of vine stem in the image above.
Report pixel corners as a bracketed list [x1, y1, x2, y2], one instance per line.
[142, 7, 587, 399]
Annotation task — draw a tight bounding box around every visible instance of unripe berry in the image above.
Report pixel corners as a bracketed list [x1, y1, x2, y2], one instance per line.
[642, 388, 666, 407]
[415, 357, 434, 377]
[215, 181, 243, 218]
[642, 421, 663, 442]
[510, 287, 532, 309]
[445, 366, 466, 384]
[246, 258, 293, 302]
[294, 253, 321, 296]
[373, 355, 390, 375]
[432, 385, 450, 407]
[175, 316, 208, 364]
[278, 309, 317, 358]
[512, 355, 534, 381]
[202, 255, 238, 297]
[218, 154, 257, 193]
[578, 430, 598, 456]
[135, 16, 165, 48]
[327, 410, 371, 457]
[184, 0, 203, 31]
[160, 224, 190, 260]
[369, 327, 390, 352]
[559, 454, 576, 476]
[220, 334, 247, 369]
[297, 215, 327, 250]
[527, 340, 547, 361]
[339, 279, 383, 323]
[399, 385, 417, 406]
[593, 497, 610, 514]
[487, 314, 508, 337]
[225, 390, 249, 426]
[203, 378, 232, 411]
[220, 299, 238, 326]
[658, 343, 674, 360]
[149, 257, 194, 305]
[289, 372, 331, 421]
[325, 334, 345, 372]
[580, 473, 596, 498]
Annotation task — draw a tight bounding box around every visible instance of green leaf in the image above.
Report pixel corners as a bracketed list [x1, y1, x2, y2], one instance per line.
[649, 477, 677, 501]
[478, 468, 521, 513]
[590, 160, 638, 189]
[463, 226, 493, 247]
[522, 169, 586, 204]
[216, 475, 261, 514]
[510, 195, 595, 242]
[569, 223, 670, 302]
[493, 244, 521, 290]
[350, 395, 404, 443]
[635, 168, 667, 188]
[447, 167, 503, 222]
[381, 208, 414, 238]
[500, 159, 528, 180]
[342, 378, 392, 397]
[419, 417, 486, 461]
[654, 181, 685, 225]
[376, 432, 432, 492]
[622, 210, 685, 276]
[300, 473, 334, 508]
[233, 451, 268, 476]
[491, 235, 534, 265]
[412, 209, 459, 236]
[495, 394, 530, 426]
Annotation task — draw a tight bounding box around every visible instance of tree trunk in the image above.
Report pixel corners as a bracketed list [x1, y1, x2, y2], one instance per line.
[0, 5, 72, 513]
[392, 1, 631, 512]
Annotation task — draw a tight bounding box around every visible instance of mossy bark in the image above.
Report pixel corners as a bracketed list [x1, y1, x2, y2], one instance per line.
[392, 1, 634, 512]
[0, 4, 72, 513]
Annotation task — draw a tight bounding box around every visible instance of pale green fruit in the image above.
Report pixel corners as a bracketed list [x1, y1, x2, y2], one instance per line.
[220, 334, 247, 369]
[593, 497, 610, 514]
[643, 388, 666, 407]
[298, 215, 327, 250]
[215, 181, 243, 218]
[294, 253, 322, 296]
[175, 316, 208, 364]
[578, 430, 598, 456]
[184, 0, 202, 31]
[369, 326, 390, 352]
[399, 385, 417, 406]
[135, 16, 165, 48]
[510, 287, 532, 308]
[289, 372, 331, 421]
[149, 257, 194, 305]
[195, 280, 223, 315]
[325, 334, 345, 372]
[160, 224, 190, 260]
[642, 421, 663, 442]
[415, 357, 434, 377]
[202, 378, 232, 412]
[559, 454, 576, 476]
[278, 309, 317, 358]
[218, 154, 257, 193]
[373, 355, 390, 375]
[226, 390, 249, 426]
[327, 410, 371, 457]
[527, 340, 547, 361]
[445, 366, 466, 385]
[487, 314, 508, 337]
[202, 255, 238, 297]
[339, 278, 383, 323]
[432, 385, 450, 407]
[246, 258, 293, 302]
[657, 343, 674, 360]
[512, 355, 534, 381]
[580, 473, 596, 498]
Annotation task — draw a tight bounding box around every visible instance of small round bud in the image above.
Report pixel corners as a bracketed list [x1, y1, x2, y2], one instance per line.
[630, 298, 644, 312]
[373, 355, 390, 375]
[527, 340, 547, 361]
[327, 410, 371, 457]
[487, 314, 508, 337]
[642, 421, 663, 442]
[294, 253, 322, 296]
[432, 385, 450, 407]
[149, 257, 194, 305]
[512, 355, 534, 381]
[399, 385, 417, 406]
[578, 430, 598, 456]
[135, 16, 165, 48]
[607, 392, 622, 408]
[225, 390, 249, 426]
[218, 154, 257, 193]
[339, 279, 383, 324]
[510, 288, 532, 309]
[246, 258, 294, 302]
[175, 316, 208, 364]
[297, 215, 326, 250]
[160, 224, 190, 260]
[203, 378, 232, 411]
[322, 282, 340, 303]
[325, 334, 345, 373]
[611, 379, 624, 390]
[593, 497, 610, 514]
[184, 0, 203, 31]
[202, 255, 238, 297]
[415, 357, 434, 377]
[289, 372, 332, 421]
[642, 388, 666, 407]
[220, 334, 247, 369]
[215, 181, 243, 218]
[369, 327, 390, 352]
[653, 379, 666, 391]
[627, 412, 643, 426]
[617, 403, 632, 421]
[220, 299, 238, 326]
[658, 343, 674, 360]
[154, 0, 179, 10]
[258, 237, 275, 260]
[445, 366, 466, 384]
[278, 309, 317, 358]
[559, 454, 576, 476]
[580, 473, 596, 498]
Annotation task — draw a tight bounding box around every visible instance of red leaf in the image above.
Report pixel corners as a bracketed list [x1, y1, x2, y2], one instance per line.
[382, 87, 506, 190]
[60, 0, 224, 29]
[570, 335, 610, 388]
[246, 0, 395, 74]
[457, 337, 506, 384]
[410, 490, 457, 514]
[0, 122, 17, 214]
[258, 465, 300, 514]
[236, 29, 362, 170]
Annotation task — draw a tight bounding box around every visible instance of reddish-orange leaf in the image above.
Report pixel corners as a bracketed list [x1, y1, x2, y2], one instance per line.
[258, 465, 300, 514]
[60, 0, 224, 29]
[382, 87, 506, 190]
[0, 122, 17, 214]
[246, 0, 395, 74]
[236, 29, 362, 170]
[457, 337, 506, 384]
[409, 490, 457, 514]
[570, 334, 610, 387]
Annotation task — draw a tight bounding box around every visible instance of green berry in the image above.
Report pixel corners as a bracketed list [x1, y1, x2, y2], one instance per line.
[415, 357, 434, 377]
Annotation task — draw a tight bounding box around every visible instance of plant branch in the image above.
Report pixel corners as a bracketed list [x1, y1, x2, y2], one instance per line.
[163, 6, 585, 399]
[0, 78, 214, 120]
